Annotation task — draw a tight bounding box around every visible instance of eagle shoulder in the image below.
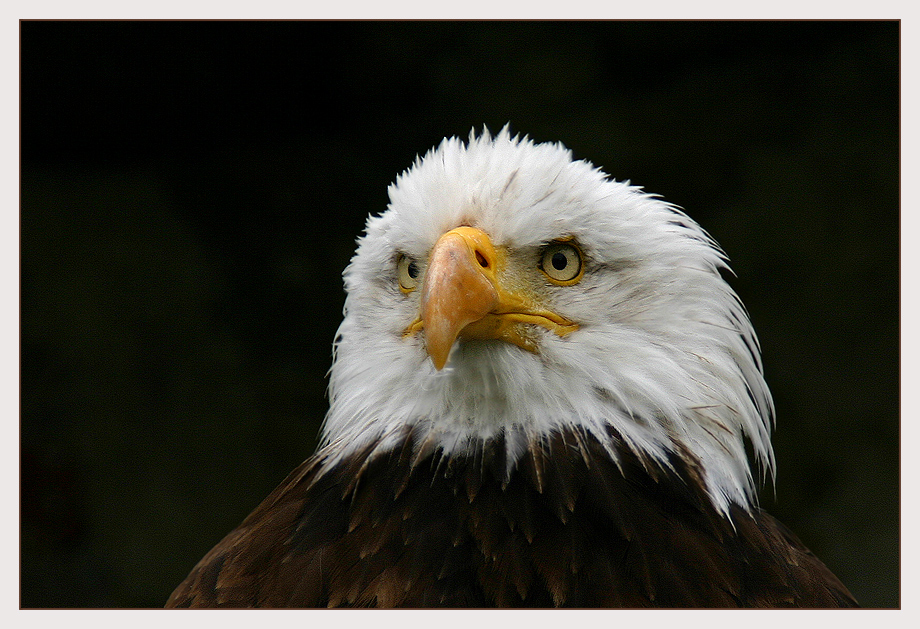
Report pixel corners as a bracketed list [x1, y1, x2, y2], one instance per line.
[166, 429, 856, 608]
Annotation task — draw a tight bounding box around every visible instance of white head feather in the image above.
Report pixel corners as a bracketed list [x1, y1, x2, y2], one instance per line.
[321, 127, 774, 515]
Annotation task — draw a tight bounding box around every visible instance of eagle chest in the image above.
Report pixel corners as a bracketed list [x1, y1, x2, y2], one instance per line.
[169, 428, 849, 608]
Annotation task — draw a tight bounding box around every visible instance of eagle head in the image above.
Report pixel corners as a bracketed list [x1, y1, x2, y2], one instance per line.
[321, 127, 774, 515]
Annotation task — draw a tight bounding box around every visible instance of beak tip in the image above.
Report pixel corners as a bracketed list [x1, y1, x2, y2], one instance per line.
[430, 347, 450, 371]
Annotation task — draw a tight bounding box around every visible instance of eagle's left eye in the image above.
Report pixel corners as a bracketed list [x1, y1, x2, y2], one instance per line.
[397, 253, 420, 293]
[539, 241, 584, 285]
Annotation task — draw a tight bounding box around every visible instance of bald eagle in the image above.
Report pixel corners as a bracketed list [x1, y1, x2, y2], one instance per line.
[166, 128, 856, 608]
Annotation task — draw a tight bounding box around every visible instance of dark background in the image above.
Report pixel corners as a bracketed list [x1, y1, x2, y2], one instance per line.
[21, 21, 899, 608]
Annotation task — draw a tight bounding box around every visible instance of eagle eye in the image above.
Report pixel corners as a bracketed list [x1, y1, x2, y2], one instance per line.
[397, 253, 420, 293]
[539, 241, 584, 285]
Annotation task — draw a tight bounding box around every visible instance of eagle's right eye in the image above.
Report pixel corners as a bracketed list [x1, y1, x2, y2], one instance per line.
[397, 253, 420, 293]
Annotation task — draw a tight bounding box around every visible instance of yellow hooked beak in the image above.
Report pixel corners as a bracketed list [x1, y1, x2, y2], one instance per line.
[403, 226, 579, 370]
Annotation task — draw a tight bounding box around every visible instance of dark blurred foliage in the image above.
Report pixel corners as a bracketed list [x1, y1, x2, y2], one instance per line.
[20, 21, 898, 608]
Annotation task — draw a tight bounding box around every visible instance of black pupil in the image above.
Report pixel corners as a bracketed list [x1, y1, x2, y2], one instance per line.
[551, 251, 568, 271]
[407, 261, 419, 278]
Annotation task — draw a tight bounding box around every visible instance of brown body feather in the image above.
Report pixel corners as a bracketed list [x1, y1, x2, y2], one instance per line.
[166, 427, 856, 608]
